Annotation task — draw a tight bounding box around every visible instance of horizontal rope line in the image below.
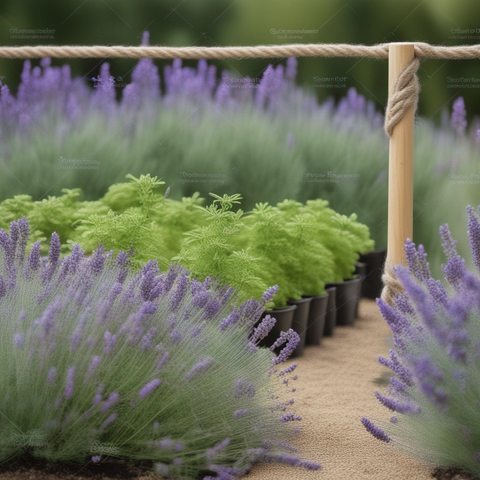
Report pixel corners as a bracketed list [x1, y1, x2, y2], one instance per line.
[0, 42, 479, 60]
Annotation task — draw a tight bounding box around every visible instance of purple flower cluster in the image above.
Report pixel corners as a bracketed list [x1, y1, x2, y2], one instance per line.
[0, 32, 387, 141]
[451, 96, 467, 136]
[363, 207, 480, 467]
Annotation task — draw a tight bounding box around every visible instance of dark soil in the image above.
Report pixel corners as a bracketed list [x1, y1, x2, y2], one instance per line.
[0, 457, 156, 480]
[432, 467, 480, 480]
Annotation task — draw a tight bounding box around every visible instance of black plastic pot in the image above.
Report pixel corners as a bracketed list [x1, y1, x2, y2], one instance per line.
[257, 304, 297, 351]
[359, 249, 387, 299]
[325, 278, 361, 326]
[354, 262, 367, 317]
[323, 286, 337, 336]
[304, 293, 328, 346]
[287, 297, 313, 358]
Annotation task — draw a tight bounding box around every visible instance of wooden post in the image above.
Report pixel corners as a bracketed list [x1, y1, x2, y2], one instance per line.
[386, 43, 415, 269]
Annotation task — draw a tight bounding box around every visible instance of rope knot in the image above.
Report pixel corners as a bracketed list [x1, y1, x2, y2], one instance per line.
[384, 57, 421, 137]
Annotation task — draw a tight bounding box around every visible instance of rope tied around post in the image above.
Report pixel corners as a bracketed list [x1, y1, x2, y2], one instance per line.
[381, 53, 421, 306]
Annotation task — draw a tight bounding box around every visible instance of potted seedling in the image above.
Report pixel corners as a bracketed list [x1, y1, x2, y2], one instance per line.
[303, 200, 374, 326]
[241, 202, 335, 355]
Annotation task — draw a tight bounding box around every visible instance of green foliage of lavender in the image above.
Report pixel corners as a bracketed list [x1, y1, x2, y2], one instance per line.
[1, 32, 478, 277]
[362, 206, 480, 476]
[0, 218, 322, 478]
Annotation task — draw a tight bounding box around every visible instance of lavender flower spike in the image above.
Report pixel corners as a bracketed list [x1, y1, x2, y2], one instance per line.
[261, 286, 279, 304]
[101, 392, 120, 413]
[206, 438, 230, 460]
[467, 205, 480, 275]
[361, 418, 391, 443]
[64, 366, 75, 399]
[100, 413, 117, 430]
[251, 315, 276, 344]
[139, 379, 162, 399]
[184, 357, 214, 381]
[47, 367, 57, 384]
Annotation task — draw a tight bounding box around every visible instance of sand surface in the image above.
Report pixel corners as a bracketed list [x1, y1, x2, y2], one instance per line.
[0, 300, 434, 480]
[245, 299, 433, 480]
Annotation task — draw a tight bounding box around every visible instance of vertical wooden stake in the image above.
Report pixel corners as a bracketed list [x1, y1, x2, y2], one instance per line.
[386, 43, 415, 269]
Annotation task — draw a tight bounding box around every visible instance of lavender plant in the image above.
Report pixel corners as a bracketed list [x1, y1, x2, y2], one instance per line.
[361, 205, 480, 477]
[0, 218, 321, 478]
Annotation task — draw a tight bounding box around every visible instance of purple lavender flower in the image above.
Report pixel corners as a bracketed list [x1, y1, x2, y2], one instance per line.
[467, 205, 480, 275]
[141, 327, 157, 351]
[361, 418, 391, 443]
[374, 391, 421, 414]
[90, 245, 106, 276]
[404, 239, 431, 282]
[376, 299, 409, 335]
[250, 315, 276, 344]
[279, 413, 302, 423]
[279, 363, 297, 376]
[93, 384, 104, 405]
[192, 288, 210, 308]
[285, 58, 298, 81]
[85, 356, 102, 381]
[101, 392, 120, 413]
[299, 460, 322, 471]
[100, 413, 117, 430]
[65, 366, 75, 399]
[139, 379, 162, 399]
[440, 224, 467, 290]
[451, 97, 467, 136]
[219, 308, 241, 331]
[27, 241, 41, 272]
[270, 329, 301, 366]
[169, 329, 183, 344]
[49, 232, 61, 265]
[103, 331, 117, 354]
[91, 455, 102, 463]
[47, 367, 57, 384]
[203, 298, 221, 319]
[169, 273, 188, 312]
[206, 438, 230, 460]
[159, 437, 173, 449]
[233, 379, 256, 399]
[16, 217, 29, 262]
[261, 286, 279, 304]
[13, 333, 24, 348]
[184, 357, 214, 381]
[156, 351, 169, 370]
[255, 65, 275, 110]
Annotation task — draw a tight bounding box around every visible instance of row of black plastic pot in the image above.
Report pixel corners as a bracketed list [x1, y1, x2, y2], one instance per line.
[256, 249, 387, 358]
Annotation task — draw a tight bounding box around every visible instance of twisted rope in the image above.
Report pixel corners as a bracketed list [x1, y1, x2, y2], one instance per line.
[0, 42, 479, 59]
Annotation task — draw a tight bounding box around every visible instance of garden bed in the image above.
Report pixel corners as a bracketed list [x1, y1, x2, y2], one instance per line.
[0, 300, 434, 480]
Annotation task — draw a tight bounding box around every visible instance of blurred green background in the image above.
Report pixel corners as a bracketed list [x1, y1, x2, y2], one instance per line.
[1, 0, 480, 120]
